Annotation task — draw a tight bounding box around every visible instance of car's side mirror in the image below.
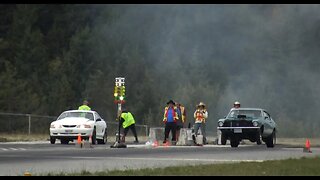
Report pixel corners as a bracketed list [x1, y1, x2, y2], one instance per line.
[224, 116, 226, 118]
[96, 118, 101, 122]
[265, 116, 268, 119]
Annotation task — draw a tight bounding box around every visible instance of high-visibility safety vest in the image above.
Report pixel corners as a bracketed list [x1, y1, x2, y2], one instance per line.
[78, 105, 91, 111]
[121, 112, 136, 128]
[163, 107, 178, 123]
[177, 106, 186, 123]
[194, 109, 208, 123]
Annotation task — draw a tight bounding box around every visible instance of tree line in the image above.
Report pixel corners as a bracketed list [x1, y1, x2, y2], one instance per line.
[1, 4, 320, 137]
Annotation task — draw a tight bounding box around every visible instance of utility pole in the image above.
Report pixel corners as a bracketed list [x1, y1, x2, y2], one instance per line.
[111, 77, 127, 148]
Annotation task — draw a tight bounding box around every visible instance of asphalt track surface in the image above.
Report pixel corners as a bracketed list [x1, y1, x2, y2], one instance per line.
[0, 141, 319, 175]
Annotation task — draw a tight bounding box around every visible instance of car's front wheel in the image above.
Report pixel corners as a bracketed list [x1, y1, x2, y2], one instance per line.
[230, 136, 239, 148]
[221, 133, 227, 145]
[91, 128, 97, 145]
[256, 132, 262, 145]
[97, 129, 107, 144]
[266, 130, 276, 148]
[50, 136, 56, 144]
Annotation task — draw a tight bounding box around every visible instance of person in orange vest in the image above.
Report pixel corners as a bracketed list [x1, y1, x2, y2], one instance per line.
[163, 100, 178, 144]
[175, 102, 186, 141]
[193, 102, 208, 144]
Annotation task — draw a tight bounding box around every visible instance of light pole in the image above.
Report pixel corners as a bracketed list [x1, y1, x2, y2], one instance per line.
[111, 77, 127, 148]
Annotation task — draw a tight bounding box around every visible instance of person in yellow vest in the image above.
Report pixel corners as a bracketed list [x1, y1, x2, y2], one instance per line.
[193, 102, 208, 144]
[120, 109, 139, 143]
[78, 100, 91, 110]
[175, 102, 186, 141]
[163, 100, 178, 144]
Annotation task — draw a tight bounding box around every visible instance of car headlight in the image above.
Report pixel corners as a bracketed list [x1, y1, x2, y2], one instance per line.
[218, 121, 224, 127]
[50, 124, 55, 128]
[252, 121, 258, 127]
[83, 124, 92, 128]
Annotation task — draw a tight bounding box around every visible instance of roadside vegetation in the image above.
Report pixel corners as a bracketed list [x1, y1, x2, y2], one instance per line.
[43, 156, 320, 176]
[1, 5, 320, 137]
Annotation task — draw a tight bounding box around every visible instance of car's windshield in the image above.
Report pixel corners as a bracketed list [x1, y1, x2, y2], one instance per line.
[57, 112, 94, 121]
[227, 110, 262, 119]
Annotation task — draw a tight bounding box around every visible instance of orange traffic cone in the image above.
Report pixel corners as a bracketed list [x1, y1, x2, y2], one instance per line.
[164, 141, 170, 147]
[77, 134, 82, 145]
[24, 171, 32, 176]
[152, 140, 159, 147]
[304, 139, 312, 153]
[89, 135, 93, 144]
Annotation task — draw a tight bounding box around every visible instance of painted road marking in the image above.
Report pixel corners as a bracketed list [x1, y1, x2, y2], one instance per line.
[65, 156, 264, 163]
[1, 148, 27, 151]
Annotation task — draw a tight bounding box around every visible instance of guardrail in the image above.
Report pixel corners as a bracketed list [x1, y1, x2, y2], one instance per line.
[104, 121, 148, 137]
[0, 112, 148, 136]
[0, 112, 56, 135]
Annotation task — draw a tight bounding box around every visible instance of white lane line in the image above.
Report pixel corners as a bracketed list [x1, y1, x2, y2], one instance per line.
[108, 157, 265, 163]
[0, 148, 26, 151]
[67, 156, 264, 163]
[0, 141, 49, 145]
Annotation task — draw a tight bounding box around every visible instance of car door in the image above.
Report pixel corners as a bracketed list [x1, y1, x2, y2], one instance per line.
[262, 111, 273, 136]
[94, 112, 105, 138]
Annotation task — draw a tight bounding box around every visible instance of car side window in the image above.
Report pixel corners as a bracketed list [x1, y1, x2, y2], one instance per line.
[263, 111, 270, 119]
[94, 112, 102, 120]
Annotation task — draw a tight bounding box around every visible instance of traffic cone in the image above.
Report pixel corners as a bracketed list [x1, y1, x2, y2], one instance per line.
[89, 135, 92, 144]
[163, 141, 170, 147]
[77, 134, 82, 145]
[303, 139, 312, 153]
[152, 140, 159, 147]
[24, 171, 32, 176]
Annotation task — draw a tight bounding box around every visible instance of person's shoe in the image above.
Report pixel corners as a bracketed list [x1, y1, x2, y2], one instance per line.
[163, 140, 166, 144]
[133, 140, 139, 144]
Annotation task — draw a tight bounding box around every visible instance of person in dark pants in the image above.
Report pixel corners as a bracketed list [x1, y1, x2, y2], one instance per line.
[193, 102, 208, 144]
[163, 100, 178, 145]
[175, 102, 186, 141]
[120, 109, 139, 143]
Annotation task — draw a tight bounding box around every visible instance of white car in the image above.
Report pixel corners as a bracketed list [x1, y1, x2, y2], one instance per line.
[50, 110, 107, 145]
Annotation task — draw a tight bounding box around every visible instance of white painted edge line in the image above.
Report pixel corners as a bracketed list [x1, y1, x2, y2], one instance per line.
[0, 141, 49, 145]
[67, 156, 264, 163]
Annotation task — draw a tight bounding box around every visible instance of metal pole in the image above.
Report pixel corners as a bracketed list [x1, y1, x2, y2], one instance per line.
[145, 125, 148, 138]
[27, 114, 31, 135]
[117, 103, 121, 143]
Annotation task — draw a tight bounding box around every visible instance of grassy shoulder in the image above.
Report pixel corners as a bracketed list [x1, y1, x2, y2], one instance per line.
[0, 134, 48, 142]
[45, 156, 320, 176]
